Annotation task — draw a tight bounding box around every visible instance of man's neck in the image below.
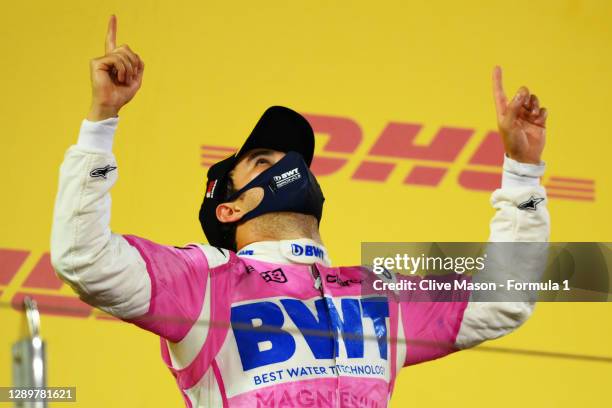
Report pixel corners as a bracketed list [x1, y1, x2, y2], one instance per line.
[236, 212, 322, 250]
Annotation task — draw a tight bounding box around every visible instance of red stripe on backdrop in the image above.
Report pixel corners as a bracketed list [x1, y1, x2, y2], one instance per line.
[23, 253, 63, 289]
[468, 131, 504, 166]
[201, 152, 230, 159]
[545, 184, 595, 193]
[11, 292, 92, 317]
[548, 176, 594, 185]
[404, 166, 448, 186]
[352, 161, 396, 182]
[200, 145, 236, 152]
[96, 314, 119, 321]
[302, 113, 363, 153]
[547, 193, 594, 201]
[0, 249, 29, 285]
[458, 170, 501, 191]
[310, 156, 348, 176]
[369, 124, 472, 162]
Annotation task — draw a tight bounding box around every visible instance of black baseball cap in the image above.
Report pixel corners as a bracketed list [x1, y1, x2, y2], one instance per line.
[199, 106, 315, 250]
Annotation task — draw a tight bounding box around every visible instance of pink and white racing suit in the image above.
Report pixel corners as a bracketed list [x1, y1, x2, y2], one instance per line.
[51, 117, 550, 407]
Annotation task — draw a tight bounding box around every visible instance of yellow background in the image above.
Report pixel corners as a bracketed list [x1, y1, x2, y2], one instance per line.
[1, 0, 611, 406]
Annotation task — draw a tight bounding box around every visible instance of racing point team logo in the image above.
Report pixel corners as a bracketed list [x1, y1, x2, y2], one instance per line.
[260, 268, 288, 283]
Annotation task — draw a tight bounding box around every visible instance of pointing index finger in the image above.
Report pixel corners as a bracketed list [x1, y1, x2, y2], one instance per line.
[105, 14, 117, 54]
[492, 65, 507, 117]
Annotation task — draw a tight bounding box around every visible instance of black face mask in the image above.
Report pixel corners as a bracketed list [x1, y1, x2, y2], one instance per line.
[226, 151, 325, 224]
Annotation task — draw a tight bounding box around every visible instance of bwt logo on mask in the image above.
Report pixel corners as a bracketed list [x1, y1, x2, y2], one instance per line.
[273, 168, 302, 188]
[273, 168, 300, 181]
[291, 244, 325, 259]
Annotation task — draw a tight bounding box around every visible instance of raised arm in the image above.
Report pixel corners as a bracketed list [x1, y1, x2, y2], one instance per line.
[455, 66, 550, 348]
[51, 14, 148, 315]
[399, 67, 550, 366]
[50, 16, 226, 345]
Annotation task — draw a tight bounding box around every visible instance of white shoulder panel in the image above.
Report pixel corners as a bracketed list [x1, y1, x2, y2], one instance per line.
[195, 244, 231, 268]
[167, 269, 212, 369]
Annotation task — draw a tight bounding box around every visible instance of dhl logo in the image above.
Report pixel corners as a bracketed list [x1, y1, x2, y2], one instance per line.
[201, 113, 596, 202]
[0, 114, 597, 319]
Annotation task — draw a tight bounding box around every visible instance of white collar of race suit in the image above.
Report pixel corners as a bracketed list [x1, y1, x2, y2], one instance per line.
[237, 238, 332, 267]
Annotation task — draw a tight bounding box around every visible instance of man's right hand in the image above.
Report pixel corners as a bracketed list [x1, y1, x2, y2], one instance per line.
[87, 15, 144, 121]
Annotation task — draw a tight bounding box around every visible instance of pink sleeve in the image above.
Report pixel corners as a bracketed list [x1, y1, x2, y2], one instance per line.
[400, 274, 470, 366]
[121, 234, 209, 342]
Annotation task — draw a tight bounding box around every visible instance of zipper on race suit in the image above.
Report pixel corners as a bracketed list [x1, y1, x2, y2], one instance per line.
[309, 263, 322, 292]
[309, 264, 341, 405]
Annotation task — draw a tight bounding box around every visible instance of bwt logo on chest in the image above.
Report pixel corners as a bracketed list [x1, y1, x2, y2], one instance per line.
[230, 297, 390, 371]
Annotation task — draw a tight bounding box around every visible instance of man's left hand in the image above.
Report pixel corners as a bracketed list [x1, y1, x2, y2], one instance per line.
[492, 66, 547, 164]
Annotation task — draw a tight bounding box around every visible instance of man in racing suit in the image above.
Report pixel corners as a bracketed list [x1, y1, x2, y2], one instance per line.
[50, 16, 550, 407]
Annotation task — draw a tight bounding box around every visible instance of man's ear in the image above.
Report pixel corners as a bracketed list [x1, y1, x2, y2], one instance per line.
[216, 201, 244, 223]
